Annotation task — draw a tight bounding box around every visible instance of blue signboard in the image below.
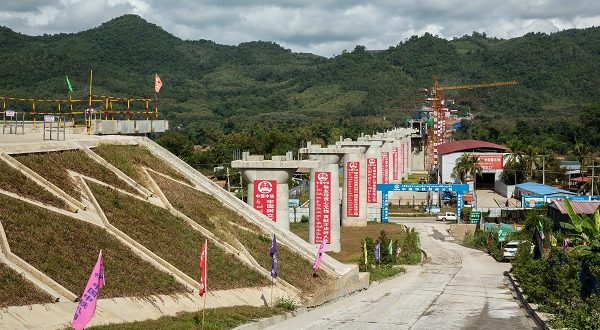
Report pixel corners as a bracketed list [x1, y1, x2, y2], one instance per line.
[377, 183, 469, 223]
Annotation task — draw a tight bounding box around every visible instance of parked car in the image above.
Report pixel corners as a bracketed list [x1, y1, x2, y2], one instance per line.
[436, 212, 457, 221]
[503, 240, 534, 260]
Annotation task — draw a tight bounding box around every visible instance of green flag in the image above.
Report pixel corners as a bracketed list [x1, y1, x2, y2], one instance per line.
[66, 75, 73, 93]
[388, 240, 393, 256]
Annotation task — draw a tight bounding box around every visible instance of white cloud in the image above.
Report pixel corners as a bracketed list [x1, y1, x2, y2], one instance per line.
[0, 0, 598, 56]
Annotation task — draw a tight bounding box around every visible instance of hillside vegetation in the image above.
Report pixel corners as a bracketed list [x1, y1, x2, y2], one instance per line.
[0, 15, 598, 163]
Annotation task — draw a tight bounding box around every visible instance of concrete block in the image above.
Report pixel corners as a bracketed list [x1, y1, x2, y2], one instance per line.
[118, 120, 135, 134]
[151, 120, 168, 133]
[96, 120, 118, 135]
[135, 120, 152, 133]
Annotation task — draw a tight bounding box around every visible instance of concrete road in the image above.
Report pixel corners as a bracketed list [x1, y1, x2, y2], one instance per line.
[265, 220, 537, 330]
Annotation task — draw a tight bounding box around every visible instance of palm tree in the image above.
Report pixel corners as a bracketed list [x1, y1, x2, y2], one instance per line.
[453, 154, 483, 192]
[572, 143, 591, 182]
[506, 140, 525, 185]
[523, 145, 541, 181]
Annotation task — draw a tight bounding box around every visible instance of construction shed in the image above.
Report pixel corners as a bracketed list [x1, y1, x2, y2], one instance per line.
[548, 200, 600, 230]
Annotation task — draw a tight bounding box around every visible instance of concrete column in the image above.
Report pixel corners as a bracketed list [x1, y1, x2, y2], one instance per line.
[308, 156, 340, 252]
[232, 155, 318, 231]
[299, 143, 364, 251]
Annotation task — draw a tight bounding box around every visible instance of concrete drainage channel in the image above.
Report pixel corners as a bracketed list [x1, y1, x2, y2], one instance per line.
[504, 271, 553, 330]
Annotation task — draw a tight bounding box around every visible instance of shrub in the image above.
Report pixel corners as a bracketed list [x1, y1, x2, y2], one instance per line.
[300, 215, 308, 223]
[275, 297, 298, 311]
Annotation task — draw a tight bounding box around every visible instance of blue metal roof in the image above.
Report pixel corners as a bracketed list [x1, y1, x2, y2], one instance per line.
[515, 182, 576, 196]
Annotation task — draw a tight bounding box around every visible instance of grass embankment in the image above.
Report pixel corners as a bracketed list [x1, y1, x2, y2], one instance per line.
[14, 149, 137, 200]
[91, 183, 268, 289]
[93, 144, 192, 190]
[89, 306, 285, 330]
[0, 262, 52, 307]
[0, 158, 66, 209]
[152, 174, 332, 294]
[0, 194, 185, 297]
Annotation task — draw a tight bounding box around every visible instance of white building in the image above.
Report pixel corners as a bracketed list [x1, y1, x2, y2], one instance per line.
[437, 140, 508, 190]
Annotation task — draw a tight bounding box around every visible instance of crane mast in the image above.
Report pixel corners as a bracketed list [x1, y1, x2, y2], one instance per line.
[427, 77, 517, 173]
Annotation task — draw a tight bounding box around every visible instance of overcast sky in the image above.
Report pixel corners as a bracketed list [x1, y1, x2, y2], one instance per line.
[0, 1, 598, 57]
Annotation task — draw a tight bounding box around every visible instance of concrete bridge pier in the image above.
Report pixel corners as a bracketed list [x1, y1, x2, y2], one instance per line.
[232, 154, 318, 231]
[299, 143, 364, 252]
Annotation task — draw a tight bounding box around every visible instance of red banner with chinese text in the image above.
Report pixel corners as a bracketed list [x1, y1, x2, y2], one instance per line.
[314, 172, 331, 243]
[382, 152, 389, 183]
[476, 154, 504, 170]
[346, 161, 360, 217]
[254, 180, 277, 222]
[367, 158, 377, 203]
[393, 147, 399, 180]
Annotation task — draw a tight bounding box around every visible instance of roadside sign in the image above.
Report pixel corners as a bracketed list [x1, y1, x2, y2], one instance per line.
[498, 228, 508, 242]
[5, 110, 15, 117]
[288, 198, 300, 207]
[470, 211, 481, 224]
[44, 115, 56, 122]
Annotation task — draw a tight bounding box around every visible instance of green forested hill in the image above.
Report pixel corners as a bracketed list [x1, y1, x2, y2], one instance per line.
[0, 15, 598, 164]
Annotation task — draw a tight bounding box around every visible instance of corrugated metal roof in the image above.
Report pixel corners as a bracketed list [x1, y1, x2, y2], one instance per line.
[549, 200, 600, 215]
[515, 182, 576, 196]
[437, 139, 507, 155]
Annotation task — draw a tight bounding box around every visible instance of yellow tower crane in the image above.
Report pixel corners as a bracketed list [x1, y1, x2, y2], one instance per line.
[426, 77, 517, 171]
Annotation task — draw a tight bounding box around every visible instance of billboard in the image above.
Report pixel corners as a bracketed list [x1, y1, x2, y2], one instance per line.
[346, 161, 360, 217]
[367, 158, 377, 203]
[254, 180, 277, 221]
[314, 172, 331, 244]
[476, 154, 504, 170]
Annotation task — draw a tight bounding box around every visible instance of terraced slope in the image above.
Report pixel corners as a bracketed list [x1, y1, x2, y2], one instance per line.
[0, 262, 52, 307]
[14, 149, 137, 200]
[90, 183, 270, 289]
[0, 195, 185, 297]
[152, 173, 332, 293]
[0, 159, 66, 209]
[92, 145, 192, 190]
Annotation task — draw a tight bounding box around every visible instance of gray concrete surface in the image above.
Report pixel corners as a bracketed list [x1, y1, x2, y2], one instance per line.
[262, 220, 538, 330]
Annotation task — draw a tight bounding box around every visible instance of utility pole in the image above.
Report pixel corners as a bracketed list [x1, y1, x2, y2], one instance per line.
[539, 155, 547, 185]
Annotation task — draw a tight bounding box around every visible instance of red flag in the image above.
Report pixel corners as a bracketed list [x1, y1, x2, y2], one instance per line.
[154, 73, 163, 93]
[312, 237, 327, 272]
[199, 239, 207, 296]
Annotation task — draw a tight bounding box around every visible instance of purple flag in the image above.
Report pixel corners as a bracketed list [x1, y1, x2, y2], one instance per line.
[312, 237, 327, 272]
[270, 234, 278, 278]
[72, 250, 105, 330]
[375, 241, 381, 262]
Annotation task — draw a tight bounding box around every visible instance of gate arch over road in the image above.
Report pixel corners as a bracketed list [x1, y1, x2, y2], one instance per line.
[377, 183, 469, 223]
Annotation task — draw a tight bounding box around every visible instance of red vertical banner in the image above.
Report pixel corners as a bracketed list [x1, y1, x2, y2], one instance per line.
[346, 161, 360, 217]
[314, 172, 331, 243]
[392, 147, 399, 180]
[254, 180, 277, 222]
[367, 158, 377, 203]
[382, 152, 389, 183]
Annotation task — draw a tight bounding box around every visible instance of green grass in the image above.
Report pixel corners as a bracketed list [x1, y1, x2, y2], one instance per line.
[369, 265, 406, 282]
[289, 222, 309, 241]
[89, 306, 285, 330]
[14, 149, 137, 200]
[93, 144, 193, 190]
[0, 262, 52, 307]
[0, 194, 185, 298]
[151, 174, 332, 294]
[0, 158, 66, 209]
[91, 183, 269, 289]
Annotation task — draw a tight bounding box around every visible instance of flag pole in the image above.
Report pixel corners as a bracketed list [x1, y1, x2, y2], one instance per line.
[201, 293, 206, 330]
[270, 276, 273, 307]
